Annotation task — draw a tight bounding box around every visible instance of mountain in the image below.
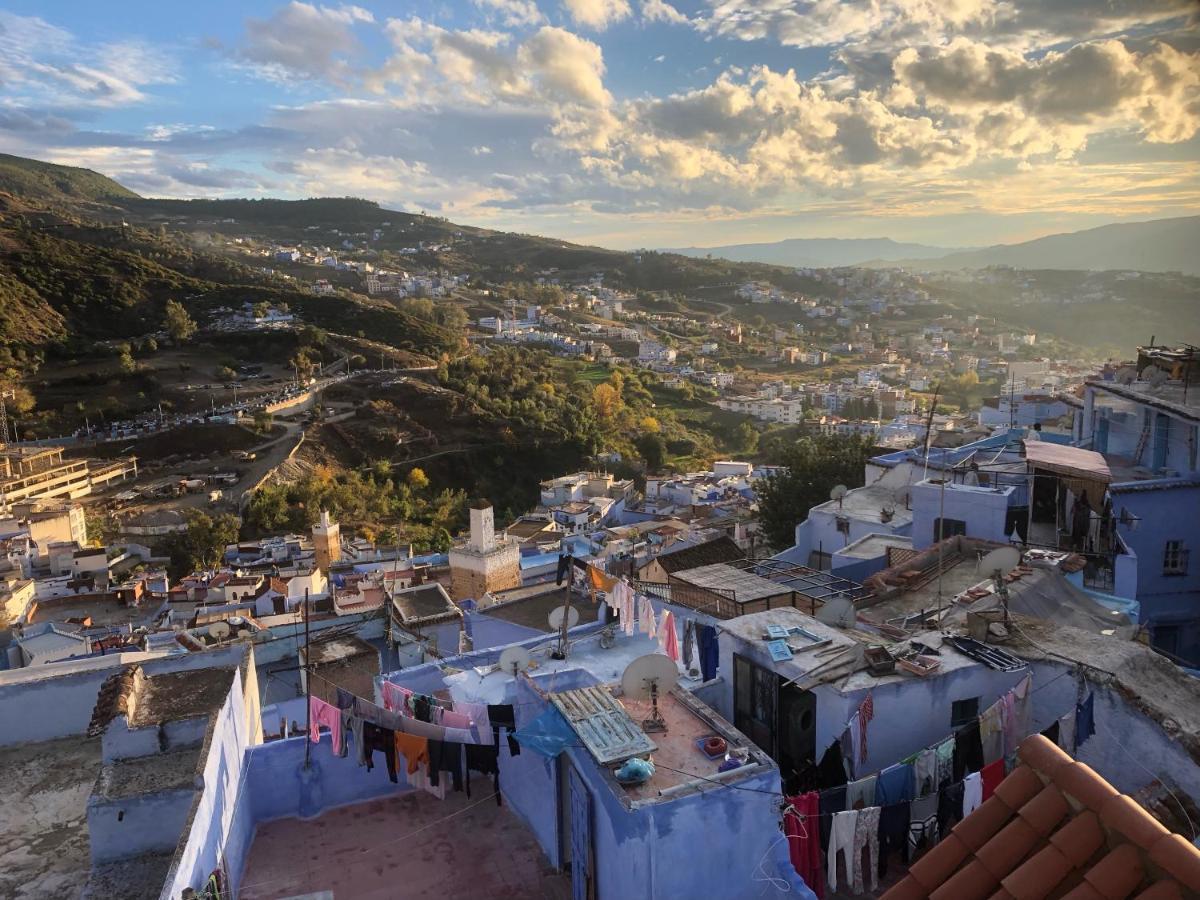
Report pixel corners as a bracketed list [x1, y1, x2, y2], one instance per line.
[0, 153, 139, 205]
[879, 216, 1200, 275]
[661, 237, 960, 268]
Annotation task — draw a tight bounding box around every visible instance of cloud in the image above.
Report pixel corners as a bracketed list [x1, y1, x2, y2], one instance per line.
[234, 2, 374, 84]
[0, 12, 176, 108]
[562, 0, 632, 31]
[642, 0, 688, 25]
[473, 0, 545, 27]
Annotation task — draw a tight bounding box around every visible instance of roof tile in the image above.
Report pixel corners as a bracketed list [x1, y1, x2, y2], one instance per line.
[976, 819, 1042, 881]
[1053, 762, 1120, 811]
[930, 859, 998, 900]
[881, 875, 929, 900]
[995, 765, 1045, 810]
[1147, 834, 1200, 891]
[1133, 882, 1183, 900]
[1083, 844, 1145, 899]
[1018, 785, 1071, 838]
[988, 890, 1017, 900]
[955, 796, 1019, 851]
[1099, 796, 1171, 851]
[909, 832, 971, 891]
[1048, 811, 1106, 868]
[1000, 845, 1074, 900]
[1018, 734, 1073, 780]
[1059, 884, 1107, 900]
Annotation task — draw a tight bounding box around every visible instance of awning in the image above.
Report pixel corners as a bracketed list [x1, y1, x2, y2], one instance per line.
[1023, 441, 1112, 483]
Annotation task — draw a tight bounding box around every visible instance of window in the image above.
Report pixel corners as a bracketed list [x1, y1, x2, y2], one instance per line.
[933, 517, 967, 543]
[951, 697, 979, 728]
[1163, 540, 1189, 576]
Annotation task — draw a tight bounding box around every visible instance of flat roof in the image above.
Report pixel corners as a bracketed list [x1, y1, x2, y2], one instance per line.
[94, 745, 201, 800]
[304, 634, 378, 667]
[1088, 378, 1200, 423]
[481, 586, 601, 632]
[731, 558, 871, 602]
[0, 735, 100, 898]
[128, 667, 237, 730]
[1023, 440, 1112, 482]
[836, 533, 914, 560]
[390, 583, 460, 624]
[809, 481, 915, 526]
[671, 563, 792, 603]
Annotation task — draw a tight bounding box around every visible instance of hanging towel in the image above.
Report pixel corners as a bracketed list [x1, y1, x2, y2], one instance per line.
[381, 682, 412, 714]
[980, 759, 1005, 801]
[697, 624, 719, 681]
[1057, 710, 1076, 754]
[980, 701, 1004, 766]
[588, 565, 617, 593]
[783, 792, 824, 899]
[454, 701, 493, 745]
[512, 708, 576, 757]
[611, 581, 636, 635]
[1076, 692, 1095, 748]
[439, 709, 472, 730]
[962, 772, 983, 817]
[638, 595, 658, 639]
[659, 610, 680, 662]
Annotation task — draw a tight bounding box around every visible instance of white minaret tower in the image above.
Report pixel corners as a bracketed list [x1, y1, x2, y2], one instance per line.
[449, 499, 519, 601]
[312, 509, 342, 573]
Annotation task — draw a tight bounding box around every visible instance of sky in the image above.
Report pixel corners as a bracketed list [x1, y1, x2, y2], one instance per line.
[0, 1, 1197, 250]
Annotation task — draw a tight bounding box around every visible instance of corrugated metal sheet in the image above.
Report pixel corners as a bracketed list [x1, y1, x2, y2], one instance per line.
[550, 686, 656, 765]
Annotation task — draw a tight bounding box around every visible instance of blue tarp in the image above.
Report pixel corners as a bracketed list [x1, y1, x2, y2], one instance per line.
[513, 707, 577, 757]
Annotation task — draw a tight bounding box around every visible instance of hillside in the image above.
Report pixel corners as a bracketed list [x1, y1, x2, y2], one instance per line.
[0, 153, 139, 205]
[662, 236, 958, 268]
[883, 216, 1200, 275]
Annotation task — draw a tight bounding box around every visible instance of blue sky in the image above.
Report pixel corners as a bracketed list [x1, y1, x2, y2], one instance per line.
[1, 0, 1197, 249]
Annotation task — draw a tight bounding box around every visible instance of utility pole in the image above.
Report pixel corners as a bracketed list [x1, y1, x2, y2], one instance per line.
[302, 587, 312, 769]
[0, 389, 15, 446]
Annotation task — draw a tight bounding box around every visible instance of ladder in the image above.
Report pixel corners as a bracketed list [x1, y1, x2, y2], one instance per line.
[1132, 418, 1151, 464]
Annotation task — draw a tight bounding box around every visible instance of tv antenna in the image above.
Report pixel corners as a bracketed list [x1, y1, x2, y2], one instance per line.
[830, 484, 848, 508]
[498, 646, 532, 677]
[621, 653, 678, 734]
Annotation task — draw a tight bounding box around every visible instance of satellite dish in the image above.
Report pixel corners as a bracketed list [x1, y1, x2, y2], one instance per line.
[816, 595, 857, 629]
[621, 653, 678, 733]
[208, 621, 231, 640]
[830, 484, 848, 502]
[498, 646, 532, 676]
[979, 546, 1021, 577]
[548, 605, 580, 631]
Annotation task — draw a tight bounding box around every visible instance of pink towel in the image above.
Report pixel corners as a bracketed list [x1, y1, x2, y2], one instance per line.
[309, 696, 343, 752]
[659, 610, 680, 662]
[382, 682, 413, 714]
[440, 709, 472, 729]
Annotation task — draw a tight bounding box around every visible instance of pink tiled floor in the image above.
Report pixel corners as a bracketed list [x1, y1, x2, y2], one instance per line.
[239, 784, 570, 900]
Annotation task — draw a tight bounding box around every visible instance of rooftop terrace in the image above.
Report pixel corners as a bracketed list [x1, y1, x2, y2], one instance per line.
[482, 585, 602, 632]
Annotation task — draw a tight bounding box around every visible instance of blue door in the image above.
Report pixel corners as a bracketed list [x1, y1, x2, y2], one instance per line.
[1096, 416, 1109, 454]
[569, 765, 594, 900]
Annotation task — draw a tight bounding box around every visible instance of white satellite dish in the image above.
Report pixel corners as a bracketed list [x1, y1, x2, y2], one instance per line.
[621, 653, 679, 733]
[816, 594, 857, 629]
[548, 605, 579, 631]
[208, 621, 231, 641]
[498, 645, 532, 676]
[830, 484, 848, 502]
[979, 546, 1021, 577]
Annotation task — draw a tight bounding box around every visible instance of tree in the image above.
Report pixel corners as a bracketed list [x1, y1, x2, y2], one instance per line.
[164, 299, 197, 342]
[118, 348, 137, 374]
[252, 409, 273, 434]
[635, 433, 667, 471]
[591, 383, 623, 425]
[756, 434, 876, 550]
[407, 467, 430, 491]
[164, 510, 241, 577]
[734, 420, 759, 453]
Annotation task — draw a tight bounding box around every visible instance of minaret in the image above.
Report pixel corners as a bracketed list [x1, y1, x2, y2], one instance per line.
[449, 499, 520, 601]
[312, 509, 342, 573]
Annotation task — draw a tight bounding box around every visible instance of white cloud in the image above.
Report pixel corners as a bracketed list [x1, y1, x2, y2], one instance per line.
[562, 0, 632, 31]
[236, 2, 374, 84]
[642, 0, 688, 25]
[473, 0, 546, 27]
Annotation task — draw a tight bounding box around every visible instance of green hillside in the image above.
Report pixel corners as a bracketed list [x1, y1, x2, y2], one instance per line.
[0, 153, 140, 205]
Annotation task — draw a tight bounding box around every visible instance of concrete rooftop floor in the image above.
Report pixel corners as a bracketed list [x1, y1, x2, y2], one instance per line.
[0, 735, 101, 900]
[239, 785, 570, 900]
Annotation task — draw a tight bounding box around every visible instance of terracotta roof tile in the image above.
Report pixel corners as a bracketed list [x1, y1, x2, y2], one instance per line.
[930, 859, 998, 900]
[881, 875, 929, 900]
[910, 832, 971, 891]
[1053, 762, 1120, 811]
[1133, 881, 1183, 900]
[995, 765, 1045, 810]
[1100, 796, 1171, 851]
[955, 796, 1019, 851]
[1018, 734, 1073, 779]
[977, 819, 1042, 881]
[1147, 834, 1200, 891]
[1059, 884, 1107, 900]
[1018, 785, 1071, 838]
[1048, 811, 1105, 867]
[988, 890, 1017, 900]
[1000, 845, 1074, 899]
[1083, 844, 1145, 899]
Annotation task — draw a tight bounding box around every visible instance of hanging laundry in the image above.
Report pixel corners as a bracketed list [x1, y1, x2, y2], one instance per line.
[414, 695, 433, 723]
[875, 762, 914, 876]
[334, 687, 356, 710]
[512, 707, 576, 757]
[817, 786, 846, 856]
[697, 624, 719, 681]
[428, 740, 465, 792]
[816, 740, 849, 790]
[952, 719, 984, 781]
[381, 682, 412, 714]
[907, 794, 940, 859]
[1076, 692, 1095, 748]
[465, 743, 502, 806]
[1057, 710, 1076, 754]
[393, 732, 429, 776]
[659, 610, 680, 662]
[1000, 689, 1019, 758]
[980, 701, 1004, 766]
[588, 566, 616, 593]
[488, 704, 521, 756]
[938, 781, 964, 834]
[851, 806, 880, 895]
[913, 748, 938, 797]
[361, 722, 398, 783]
[980, 759, 1005, 801]
[962, 772, 983, 817]
[439, 709, 472, 730]
[308, 696, 343, 753]
[638, 595, 658, 639]
[783, 792, 824, 900]
[845, 774, 877, 811]
[1011, 674, 1032, 736]
[839, 726, 856, 783]
[1041, 719, 1060, 746]
[826, 809, 858, 892]
[934, 738, 955, 789]
[610, 581, 636, 636]
[454, 701, 492, 745]
[682, 619, 695, 670]
[857, 691, 874, 765]
[556, 553, 573, 586]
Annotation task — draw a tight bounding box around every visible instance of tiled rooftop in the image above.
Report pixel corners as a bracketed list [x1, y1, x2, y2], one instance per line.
[882, 735, 1200, 900]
